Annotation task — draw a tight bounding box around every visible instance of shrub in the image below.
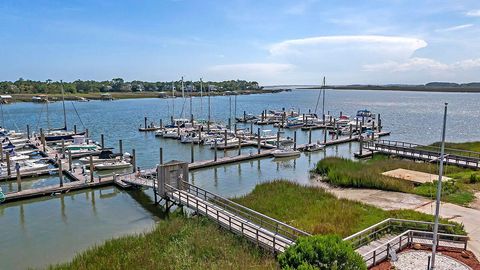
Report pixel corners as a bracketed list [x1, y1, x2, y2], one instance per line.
[470, 173, 479, 184]
[278, 235, 367, 270]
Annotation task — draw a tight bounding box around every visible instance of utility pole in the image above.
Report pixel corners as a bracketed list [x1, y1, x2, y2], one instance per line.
[430, 103, 448, 270]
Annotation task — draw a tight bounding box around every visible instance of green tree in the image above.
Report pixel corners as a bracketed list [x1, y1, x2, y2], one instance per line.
[278, 235, 366, 270]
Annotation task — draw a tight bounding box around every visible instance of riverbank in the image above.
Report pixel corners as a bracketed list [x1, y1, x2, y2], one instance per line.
[8, 89, 286, 102]
[48, 212, 278, 270]
[313, 155, 479, 206]
[298, 85, 480, 93]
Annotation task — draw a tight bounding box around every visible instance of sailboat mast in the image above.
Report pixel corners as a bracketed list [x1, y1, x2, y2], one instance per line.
[322, 76, 326, 117]
[430, 103, 448, 270]
[172, 81, 175, 118]
[208, 83, 211, 130]
[200, 78, 203, 119]
[181, 76, 185, 119]
[61, 80, 67, 130]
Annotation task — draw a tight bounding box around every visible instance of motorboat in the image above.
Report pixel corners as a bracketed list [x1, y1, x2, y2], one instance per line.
[65, 135, 101, 157]
[94, 160, 132, 171]
[1, 160, 49, 175]
[272, 149, 301, 158]
[162, 129, 180, 139]
[79, 149, 119, 164]
[303, 143, 324, 152]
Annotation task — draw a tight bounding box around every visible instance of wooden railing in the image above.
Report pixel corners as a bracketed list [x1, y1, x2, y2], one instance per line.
[365, 139, 480, 168]
[165, 182, 309, 253]
[362, 230, 469, 268]
[343, 218, 459, 250]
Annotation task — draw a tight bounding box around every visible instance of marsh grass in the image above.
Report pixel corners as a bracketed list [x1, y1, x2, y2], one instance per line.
[313, 155, 477, 205]
[232, 180, 464, 237]
[48, 213, 278, 270]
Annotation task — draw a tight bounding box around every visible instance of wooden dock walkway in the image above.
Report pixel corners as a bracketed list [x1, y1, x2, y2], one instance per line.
[120, 176, 310, 253]
[364, 140, 480, 169]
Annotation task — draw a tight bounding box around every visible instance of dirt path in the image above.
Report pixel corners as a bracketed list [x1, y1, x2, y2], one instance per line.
[310, 177, 480, 258]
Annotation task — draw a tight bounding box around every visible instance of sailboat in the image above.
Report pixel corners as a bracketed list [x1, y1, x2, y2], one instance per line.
[44, 82, 86, 141]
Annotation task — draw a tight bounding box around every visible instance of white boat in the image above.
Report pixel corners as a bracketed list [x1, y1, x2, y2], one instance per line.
[10, 154, 31, 162]
[162, 130, 180, 139]
[303, 143, 324, 152]
[1, 160, 49, 175]
[94, 160, 132, 170]
[272, 149, 301, 158]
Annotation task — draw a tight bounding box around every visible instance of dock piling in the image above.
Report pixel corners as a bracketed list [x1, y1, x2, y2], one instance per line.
[276, 131, 280, 148]
[86, 128, 89, 138]
[160, 119, 163, 128]
[159, 147, 163, 165]
[40, 128, 46, 152]
[16, 163, 21, 191]
[6, 151, 11, 176]
[308, 128, 312, 144]
[349, 124, 353, 139]
[132, 149, 136, 172]
[257, 128, 261, 154]
[26, 125, 30, 139]
[144, 117, 147, 129]
[378, 114, 382, 132]
[238, 137, 242, 156]
[191, 141, 194, 163]
[101, 134, 104, 149]
[58, 160, 64, 187]
[74, 125, 77, 134]
[119, 139, 123, 154]
[323, 125, 327, 144]
[0, 145, 3, 162]
[89, 155, 94, 182]
[61, 139, 66, 158]
[68, 151, 72, 171]
[224, 130, 228, 148]
[214, 141, 218, 161]
[293, 131, 297, 151]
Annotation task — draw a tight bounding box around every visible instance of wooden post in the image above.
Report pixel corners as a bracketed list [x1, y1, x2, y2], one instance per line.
[132, 149, 136, 172]
[119, 139, 123, 154]
[243, 111, 246, 121]
[191, 141, 194, 163]
[323, 125, 327, 144]
[293, 131, 297, 151]
[234, 124, 237, 136]
[359, 133, 363, 156]
[40, 128, 46, 152]
[322, 114, 325, 125]
[26, 125, 30, 139]
[261, 111, 265, 121]
[238, 137, 242, 155]
[101, 134, 104, 149]
[159, 147, 163, 164]
[16, 163, 21, 191]
[144, 117, 147, 129]
[6, 151, 11, 176]
[349, 124, 353, 139]
[198, 126, 202, 142]
[85, 128, 89, 138]
[74, 125, 77, 134]
[190, 113, 194, 124]
[308, 128, 312, 144]
[68, 151, 72, 171]
[356, 118, 359, 132]
[378, 114, 382, 132]
[89, 155, 94, 182]
[250, 122, 253, 135]
[257, 128, 261, 154]
[58, 160, 64, 187]
[276, 131, 280, 148]
[0, 145, 3, 162]
[334, 119, 339, 139]
[214, 140, 218, 161]
[224, 130, 228, 148]
[228, 118, 231, 130]
[160, 119, 163, 128]
[61, 139, 66, 158]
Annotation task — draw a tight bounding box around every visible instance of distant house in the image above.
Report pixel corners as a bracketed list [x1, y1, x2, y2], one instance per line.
[100, 93, 113, 101]
[185, 84, 196, 92]
[32, 94, 49, 103]
[0, 95, 13, 104]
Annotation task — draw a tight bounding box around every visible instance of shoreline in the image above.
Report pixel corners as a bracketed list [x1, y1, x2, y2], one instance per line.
[297, 86, 480, 93]
[6, 89, 288, 103]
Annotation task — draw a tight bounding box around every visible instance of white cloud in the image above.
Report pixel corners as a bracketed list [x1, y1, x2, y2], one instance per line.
[363, 57, 480, 72]
[269, 35, 427, 57]
[363, 57, 449, 72]
[466, 9, 480, 17]
[284, 0, 316, 15]
[435, 24, 473, 32]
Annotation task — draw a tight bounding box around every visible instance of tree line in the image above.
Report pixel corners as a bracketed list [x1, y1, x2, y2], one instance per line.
[0, 78, 261, 94]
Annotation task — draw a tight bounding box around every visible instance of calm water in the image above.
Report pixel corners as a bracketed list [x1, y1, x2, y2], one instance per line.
[1, 89, 479, 269]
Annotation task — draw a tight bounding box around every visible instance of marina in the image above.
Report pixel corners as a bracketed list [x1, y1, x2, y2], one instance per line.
[0, 89, 479, 269]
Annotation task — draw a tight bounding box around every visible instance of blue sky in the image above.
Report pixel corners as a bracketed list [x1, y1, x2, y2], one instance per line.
[1, 0, 480, 85]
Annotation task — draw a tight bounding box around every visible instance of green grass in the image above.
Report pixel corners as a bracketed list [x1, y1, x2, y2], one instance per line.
[313, 155, 478, 206]
[428, 141, 480, 153]
[48, 213, 278, 270]
[232, 180, 464, 237]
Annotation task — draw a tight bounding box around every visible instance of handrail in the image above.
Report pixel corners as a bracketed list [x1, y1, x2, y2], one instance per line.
[374, 139, 480, 157]
[165, 185, 294, 252]
[180, 181, 311, 239]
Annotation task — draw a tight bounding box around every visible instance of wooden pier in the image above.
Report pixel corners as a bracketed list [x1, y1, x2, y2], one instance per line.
[364, 140, 480, 169]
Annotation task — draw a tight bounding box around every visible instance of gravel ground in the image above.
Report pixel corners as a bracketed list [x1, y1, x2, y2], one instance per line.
[393, 251, 471, 270]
